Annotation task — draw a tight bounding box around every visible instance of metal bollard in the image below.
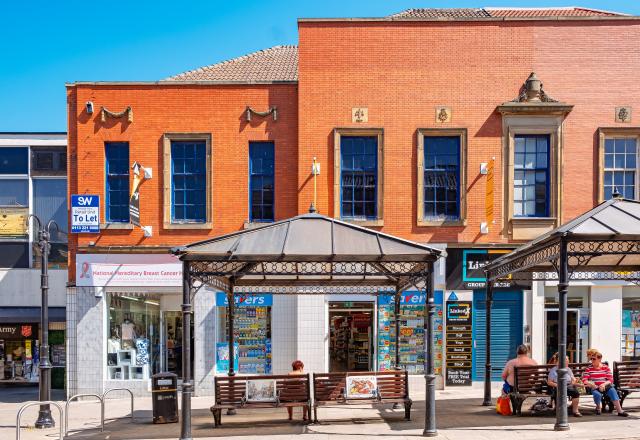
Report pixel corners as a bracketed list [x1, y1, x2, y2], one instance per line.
[65, 393, 104, 435]
[16, 401, 64, 440]
[103, 388, 135, 420]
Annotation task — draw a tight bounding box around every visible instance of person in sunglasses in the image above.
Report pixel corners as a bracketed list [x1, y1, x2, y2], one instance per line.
[582, 351, 628, 416]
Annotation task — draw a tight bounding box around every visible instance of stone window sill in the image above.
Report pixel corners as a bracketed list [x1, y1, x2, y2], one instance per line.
[163, 222, 212, 230]
[100, 223, 134, 230]
[417, 219, 467, 227]
[340, 218, 384, 227]
[243, 221, 274, 230]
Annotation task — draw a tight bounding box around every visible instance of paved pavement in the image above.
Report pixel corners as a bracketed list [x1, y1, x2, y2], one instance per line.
[2, 385, 640, 439]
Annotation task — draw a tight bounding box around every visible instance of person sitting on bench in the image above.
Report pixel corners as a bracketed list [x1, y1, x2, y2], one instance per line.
[547, 352, 582, 417]
[287, 360, 308, 421]
[502, 344, 537, 393]
[583, 351, 628, 417]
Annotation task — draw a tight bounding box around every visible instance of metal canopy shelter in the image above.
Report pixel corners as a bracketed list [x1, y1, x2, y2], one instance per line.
[171, 212, 444, 439]
[484, 196, 640, 430]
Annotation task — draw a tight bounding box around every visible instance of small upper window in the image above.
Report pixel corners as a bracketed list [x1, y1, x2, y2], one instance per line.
[340, 136, 378, 220]
[171, 141, 206, 223]
[513, 135, 549, 217]
[105, 142, 130, 223]
[249, 142, 275, 222]
[0, 147, 28, 174]
[603, 138, 637, 200]
[31, 146, 66, 175]
[424, 136, 460, 221]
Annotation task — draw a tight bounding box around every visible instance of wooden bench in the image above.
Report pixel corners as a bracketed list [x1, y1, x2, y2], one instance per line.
[210, 374, 311, 427]
[511, 363, 595, 415]
[614, 360, 640, 407]
[312, 370, 412, 423]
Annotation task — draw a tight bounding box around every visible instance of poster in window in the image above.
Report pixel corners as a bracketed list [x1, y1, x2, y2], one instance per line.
[0, 207, 28, 236]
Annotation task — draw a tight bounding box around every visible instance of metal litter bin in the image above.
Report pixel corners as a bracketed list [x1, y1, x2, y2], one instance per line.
[151, 372, 178, 424]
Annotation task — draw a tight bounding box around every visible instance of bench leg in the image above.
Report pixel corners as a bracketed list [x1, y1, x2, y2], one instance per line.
[404, 401, 412, 421]
[314, 406, 319, 423]
[214, 409, 222, 427]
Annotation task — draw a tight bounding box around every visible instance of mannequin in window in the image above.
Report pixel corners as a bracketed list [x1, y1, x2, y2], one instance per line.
[121, 318, 136, 349]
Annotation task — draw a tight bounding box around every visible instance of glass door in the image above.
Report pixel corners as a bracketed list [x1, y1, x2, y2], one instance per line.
[161, 311, 193, 376]
[545, 309, 580, 363]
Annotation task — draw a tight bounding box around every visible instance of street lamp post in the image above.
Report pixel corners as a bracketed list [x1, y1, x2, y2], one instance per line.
[31, 215, 59, 429]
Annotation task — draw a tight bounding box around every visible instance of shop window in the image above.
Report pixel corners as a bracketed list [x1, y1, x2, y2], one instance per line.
[249, 142, 275, 222]
[0, 324, 39, 382]
[215, 293, 272, 374]
[31, 146, 66, 176]
[105, 142, 130, 223]
[333, 129, 384, 226]
[162, 133, 212, 229]
[0, 147, 28, 174]
[106, 294, 160, 381]
[603, 138, 636, 200]
[340, 136, 378, 221]
[621, 295, 640, 360]
[513, 135, 550, 217]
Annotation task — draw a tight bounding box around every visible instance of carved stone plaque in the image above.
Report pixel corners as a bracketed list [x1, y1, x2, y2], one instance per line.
[352, 107, 368, 123]
[615, 106, 632, 123]
[435, 106, 452, 123]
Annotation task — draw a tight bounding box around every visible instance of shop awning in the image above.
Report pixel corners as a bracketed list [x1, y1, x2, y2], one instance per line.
[0, 307, 66, 323]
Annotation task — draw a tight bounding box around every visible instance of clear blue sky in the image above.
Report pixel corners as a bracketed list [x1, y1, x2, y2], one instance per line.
[1, 0, 638, 132]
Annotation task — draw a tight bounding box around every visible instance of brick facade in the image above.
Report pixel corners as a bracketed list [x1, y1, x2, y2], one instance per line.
[67, 17, 640, 276]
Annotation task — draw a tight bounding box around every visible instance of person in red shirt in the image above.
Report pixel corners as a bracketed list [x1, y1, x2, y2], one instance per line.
[582, 351, 628, 416]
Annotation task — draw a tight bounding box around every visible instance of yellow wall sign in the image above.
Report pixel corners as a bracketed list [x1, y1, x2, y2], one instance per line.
[0, 207, 28, 235]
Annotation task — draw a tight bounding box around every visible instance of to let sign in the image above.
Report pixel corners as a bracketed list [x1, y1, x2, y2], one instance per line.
[71, 195, 100, 233]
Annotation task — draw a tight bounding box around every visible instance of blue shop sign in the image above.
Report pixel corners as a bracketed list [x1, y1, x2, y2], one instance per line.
[378, 290, 443, 306]
[71, 194, 100, 233]
[215, 292, 272, 307]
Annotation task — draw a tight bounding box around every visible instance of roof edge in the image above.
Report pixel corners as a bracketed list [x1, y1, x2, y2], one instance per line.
[298, 15, 640, 23]
[66, 80, 298, 87]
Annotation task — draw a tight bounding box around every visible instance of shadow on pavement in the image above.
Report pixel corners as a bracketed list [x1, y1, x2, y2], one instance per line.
[66, 397, 639, 439]
[0, 385, 65, 404]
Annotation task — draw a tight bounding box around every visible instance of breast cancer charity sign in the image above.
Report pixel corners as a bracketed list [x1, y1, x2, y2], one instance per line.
[71, 195, 100, 233]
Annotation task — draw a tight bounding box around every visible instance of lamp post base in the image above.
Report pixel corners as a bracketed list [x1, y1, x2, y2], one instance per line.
[35, 407, 55, 429]
[422, 429, 438, 437]
[554, 423, 570, 431]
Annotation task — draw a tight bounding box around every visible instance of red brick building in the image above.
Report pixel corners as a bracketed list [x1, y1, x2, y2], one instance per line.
[66, 7, 640, 396]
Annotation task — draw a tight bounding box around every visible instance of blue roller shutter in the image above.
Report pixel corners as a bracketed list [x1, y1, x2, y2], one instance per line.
[472, 290, 523, 381]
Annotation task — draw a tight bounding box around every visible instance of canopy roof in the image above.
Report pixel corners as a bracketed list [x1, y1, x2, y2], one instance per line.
[172, 213, 443, 293]
[486, 197, 640, 281]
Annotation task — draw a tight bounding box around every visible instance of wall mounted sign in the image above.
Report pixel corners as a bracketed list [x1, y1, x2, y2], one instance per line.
[76, 253, 182, 287]
[445, 292, 472, 386]
[0, 207, 28, 235]
[71, 194, 100, 233]
[352, 107, 368, 123]
[445, 248, 522, 290]
[215, 292, 273, 307]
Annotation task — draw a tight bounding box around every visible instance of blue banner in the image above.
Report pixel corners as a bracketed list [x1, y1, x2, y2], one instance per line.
[215, 292, 272, 307]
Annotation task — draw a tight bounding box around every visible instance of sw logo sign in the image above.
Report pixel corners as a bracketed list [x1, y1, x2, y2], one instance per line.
[71, 194, 100, 233]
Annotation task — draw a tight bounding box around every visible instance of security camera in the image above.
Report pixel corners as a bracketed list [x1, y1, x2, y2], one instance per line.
[86, 101, 94, 114]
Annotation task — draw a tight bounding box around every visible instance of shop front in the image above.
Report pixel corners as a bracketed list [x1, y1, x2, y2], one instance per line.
[69, 253, 211, 397]
[445, 248, 527, 384]
[0, 308, 66, 386]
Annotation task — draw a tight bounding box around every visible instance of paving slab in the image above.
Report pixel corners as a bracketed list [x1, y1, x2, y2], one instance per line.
[2, 386, 640, 439]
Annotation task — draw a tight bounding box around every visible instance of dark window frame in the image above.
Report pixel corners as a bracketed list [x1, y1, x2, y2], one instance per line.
[249, 141, 275, 223]
[513, 134, 550, 218]
[105, 142, 130, 223]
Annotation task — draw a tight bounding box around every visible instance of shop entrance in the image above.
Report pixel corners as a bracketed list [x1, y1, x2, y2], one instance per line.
[160, 311, 194, 377]
[546, 309, 580, 363]
[328, 302, 374, 372]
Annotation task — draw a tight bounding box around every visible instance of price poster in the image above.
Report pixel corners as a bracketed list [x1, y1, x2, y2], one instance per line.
[445, 292, 472, 386]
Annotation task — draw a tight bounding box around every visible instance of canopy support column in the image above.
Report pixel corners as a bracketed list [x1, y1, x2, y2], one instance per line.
[423, 266, 437, 437]
[180, 260, 193, 440]
[555, 237, 570, 431]
[394, 289, 401, 370]
[482, 280, 494, 406]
